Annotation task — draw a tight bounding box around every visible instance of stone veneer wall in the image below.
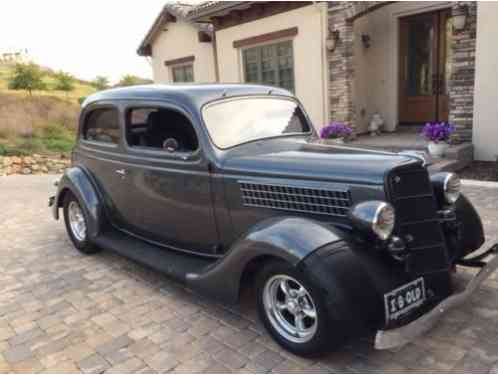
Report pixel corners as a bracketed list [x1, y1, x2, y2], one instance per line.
[327, 2, 355, 129]
[448, 2, 477, 143]
[0, 155, 70, 176]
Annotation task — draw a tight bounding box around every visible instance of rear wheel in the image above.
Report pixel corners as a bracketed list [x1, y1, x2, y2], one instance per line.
[63, 192, 100, 254]
[256, 260, 343, 356]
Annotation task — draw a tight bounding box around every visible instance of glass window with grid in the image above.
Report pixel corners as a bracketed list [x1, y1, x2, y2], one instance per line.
[242, 41, 294, 92]
[172, 64, 194, 83]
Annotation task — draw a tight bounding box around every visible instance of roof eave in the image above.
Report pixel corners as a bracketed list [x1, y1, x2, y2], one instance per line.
[137, 8, 177, 57]
[188, 1, 249, 23]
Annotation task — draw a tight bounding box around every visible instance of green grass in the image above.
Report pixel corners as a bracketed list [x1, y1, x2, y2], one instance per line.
[0, 123, 75, 156]
[39, 123, 75, 152]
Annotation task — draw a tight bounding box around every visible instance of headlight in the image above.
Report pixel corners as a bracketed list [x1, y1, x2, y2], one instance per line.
[443, 173, 461, 204]
[431, 172, 461, 205]
[350, 201, 396, 240]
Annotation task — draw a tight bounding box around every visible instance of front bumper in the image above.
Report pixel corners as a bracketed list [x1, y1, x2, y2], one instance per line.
[375, 243, 498, 349]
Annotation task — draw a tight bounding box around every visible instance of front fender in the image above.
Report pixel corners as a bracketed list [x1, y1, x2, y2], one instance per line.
[53, 167, 103, 240]
[452, 193, 485, 259]
[187, 216, 345, 304]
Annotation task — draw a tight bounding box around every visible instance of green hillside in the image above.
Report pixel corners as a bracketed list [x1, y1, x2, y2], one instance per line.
[0, 64, 97, 104]
[0, 63, 93, 156]
[0, 63, 153, 156]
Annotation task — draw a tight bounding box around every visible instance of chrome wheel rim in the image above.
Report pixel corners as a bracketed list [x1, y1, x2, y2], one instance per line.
[68, 201, 86, 242]
[263, 274, 318, 343]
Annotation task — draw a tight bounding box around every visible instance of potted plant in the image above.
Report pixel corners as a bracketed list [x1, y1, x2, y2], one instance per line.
[420, 122, 455, 158]
[320, 122, 352, 144]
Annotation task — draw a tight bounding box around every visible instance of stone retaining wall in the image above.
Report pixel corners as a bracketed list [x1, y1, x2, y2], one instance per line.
[0, 154, 70, 176]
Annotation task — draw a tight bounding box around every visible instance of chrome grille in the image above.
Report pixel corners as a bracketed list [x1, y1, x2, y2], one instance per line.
[239, 181, 351, 217]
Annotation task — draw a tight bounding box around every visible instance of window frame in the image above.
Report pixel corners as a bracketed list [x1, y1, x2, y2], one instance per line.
[201, 95, 313, 150]
[171, 63, 195, 83]
[79, 104, 121, 149]
[122, 102, 202, 161]
[241, 39, 295, 92]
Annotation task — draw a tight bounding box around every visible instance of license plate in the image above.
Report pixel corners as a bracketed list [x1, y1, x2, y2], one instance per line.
[384, 277, 426, 324]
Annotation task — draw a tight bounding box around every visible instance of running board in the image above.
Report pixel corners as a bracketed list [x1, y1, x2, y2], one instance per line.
[93, 229, 216, 283]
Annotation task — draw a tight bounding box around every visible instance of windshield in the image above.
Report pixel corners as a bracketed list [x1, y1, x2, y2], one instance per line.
[202, 97, 311, 149]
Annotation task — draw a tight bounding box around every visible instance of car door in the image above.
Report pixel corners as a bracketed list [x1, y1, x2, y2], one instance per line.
[75, 103, 130, 227]
[113, 102, 220, 255]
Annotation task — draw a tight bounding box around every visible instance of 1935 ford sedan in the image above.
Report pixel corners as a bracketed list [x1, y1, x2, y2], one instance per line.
[50, 84, 497, 356]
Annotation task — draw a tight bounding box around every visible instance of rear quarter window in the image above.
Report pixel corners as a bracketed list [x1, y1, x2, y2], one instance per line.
[83, 107, 120, 144]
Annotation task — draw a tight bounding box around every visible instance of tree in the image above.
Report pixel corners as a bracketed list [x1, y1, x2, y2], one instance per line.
[118, 74, 141, 87]
[7, 63, 46, 96]
[91, 75, 109, 90]
[53, 70, 75, 96]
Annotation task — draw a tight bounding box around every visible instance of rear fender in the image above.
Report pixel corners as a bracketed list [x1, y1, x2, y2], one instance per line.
[187, 217, 345, 304]
[53, 167, 103, 240]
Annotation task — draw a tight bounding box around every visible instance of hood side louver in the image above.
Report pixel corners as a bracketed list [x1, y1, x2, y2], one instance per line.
[239, 181, 351, 217]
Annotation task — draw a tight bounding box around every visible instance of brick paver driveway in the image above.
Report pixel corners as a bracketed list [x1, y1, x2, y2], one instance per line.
[1, 175, 498, 373]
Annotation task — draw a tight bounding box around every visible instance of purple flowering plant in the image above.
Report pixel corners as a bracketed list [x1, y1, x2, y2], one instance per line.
[420, 122, 455, 143]
[320, 122, 352, 139]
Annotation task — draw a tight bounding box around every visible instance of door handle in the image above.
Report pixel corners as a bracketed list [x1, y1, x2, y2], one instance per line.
[115, 169, 127, 177]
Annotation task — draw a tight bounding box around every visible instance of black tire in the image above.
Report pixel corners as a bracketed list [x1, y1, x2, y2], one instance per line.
[62, 192, 100, 254]
[256, 260, 345, 356]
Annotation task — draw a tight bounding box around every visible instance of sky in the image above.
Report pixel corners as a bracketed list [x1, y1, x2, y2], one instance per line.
[1, 0, 171, 83]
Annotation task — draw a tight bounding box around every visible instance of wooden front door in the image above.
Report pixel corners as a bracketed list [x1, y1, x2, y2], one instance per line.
[399, 9, 452, 124]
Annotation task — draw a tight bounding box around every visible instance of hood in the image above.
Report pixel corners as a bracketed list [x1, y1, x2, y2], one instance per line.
[220, 138, 422, 185]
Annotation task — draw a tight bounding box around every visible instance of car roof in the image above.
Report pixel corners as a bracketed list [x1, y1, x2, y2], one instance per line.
[82, 83, 294, 110]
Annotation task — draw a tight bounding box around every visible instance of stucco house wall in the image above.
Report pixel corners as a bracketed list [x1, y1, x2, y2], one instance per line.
[151, 19, 216, 84]
[472, 2, 498, 162]
[215, 4, 329, 130]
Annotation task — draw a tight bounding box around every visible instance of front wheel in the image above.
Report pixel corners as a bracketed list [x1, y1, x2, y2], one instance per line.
[63, 192, 100, 254]
[256, 261, 343, 356]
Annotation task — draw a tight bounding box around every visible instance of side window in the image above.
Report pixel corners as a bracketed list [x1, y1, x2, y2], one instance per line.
[125, 107, 199, 153]
[83, 108, 120, 144]
[242, 40, 294, 92]
[172, 64, 194, 83]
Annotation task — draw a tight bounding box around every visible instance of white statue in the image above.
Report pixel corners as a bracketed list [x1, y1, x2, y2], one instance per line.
[369, 112, 384, 136]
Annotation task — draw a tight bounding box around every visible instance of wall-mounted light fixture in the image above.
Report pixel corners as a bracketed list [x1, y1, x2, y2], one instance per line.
[452, 5, 468, 31]
[326, 29, 340, 52]
[361, 34, 371, 49]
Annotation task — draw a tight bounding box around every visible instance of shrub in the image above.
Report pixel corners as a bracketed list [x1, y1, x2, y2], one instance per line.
[7, 63, 46, 96]
[0, 144, 7, 155]
[53, 70, 75, 95]
[118, 74, 141, 87]
[0, 144, 21, 156]
[14, 138, 44, 155]
[117, 75, 152, 87]
[39, 123, 75, 153]
[91, 76, 109, 90]
[43, 138, 74, 152]
[41, 123, 66, 139]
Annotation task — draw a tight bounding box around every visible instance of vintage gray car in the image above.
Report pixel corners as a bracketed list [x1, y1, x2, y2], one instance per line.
[50, 84, 497, 356]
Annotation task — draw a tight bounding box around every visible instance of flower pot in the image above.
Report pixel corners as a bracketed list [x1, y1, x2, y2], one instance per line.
[427, 141, 449, 158]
